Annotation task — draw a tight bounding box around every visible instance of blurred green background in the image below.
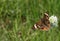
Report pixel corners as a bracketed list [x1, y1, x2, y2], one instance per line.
[0, 0, 60, 41]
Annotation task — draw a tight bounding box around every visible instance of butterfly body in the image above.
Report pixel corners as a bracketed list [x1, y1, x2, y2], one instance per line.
[32, 12, 50, 31]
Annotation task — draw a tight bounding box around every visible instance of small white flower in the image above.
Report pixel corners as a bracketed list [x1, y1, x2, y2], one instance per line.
[49, 15, 58, 27]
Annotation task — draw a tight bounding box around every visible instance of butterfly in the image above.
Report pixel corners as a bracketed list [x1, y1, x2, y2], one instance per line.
[32, 12, 50, 31]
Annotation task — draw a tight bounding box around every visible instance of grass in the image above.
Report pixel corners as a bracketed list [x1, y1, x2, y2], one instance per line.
[0, 0, 60, 41]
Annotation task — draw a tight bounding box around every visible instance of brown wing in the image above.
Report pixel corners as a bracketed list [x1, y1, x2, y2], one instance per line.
[39, 13, 50, 31]
[32, 12, 50, 31]
[39, 24, 50, 31]
[32, 19, 50, 31]
[32, 20, 42, 30]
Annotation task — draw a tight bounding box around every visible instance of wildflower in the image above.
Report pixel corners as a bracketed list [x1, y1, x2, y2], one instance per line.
[49, 15, 58, 27]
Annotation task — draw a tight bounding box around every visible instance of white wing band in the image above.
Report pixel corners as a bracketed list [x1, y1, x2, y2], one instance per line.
[34, 24, 37, 29]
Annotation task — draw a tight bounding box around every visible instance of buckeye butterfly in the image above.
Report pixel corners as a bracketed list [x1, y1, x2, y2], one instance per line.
[32, 12, 50, 31]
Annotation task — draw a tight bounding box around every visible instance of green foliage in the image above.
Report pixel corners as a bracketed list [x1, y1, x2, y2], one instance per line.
[0, 0, 60, 41]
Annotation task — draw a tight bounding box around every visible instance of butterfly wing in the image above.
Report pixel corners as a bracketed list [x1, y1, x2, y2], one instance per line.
[32, 12, 50, 31]
[40, 25, 50, 31]
[39, 20, 50, 31]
